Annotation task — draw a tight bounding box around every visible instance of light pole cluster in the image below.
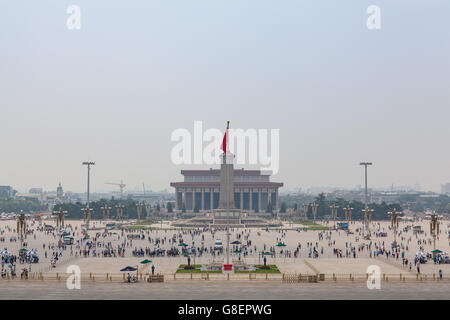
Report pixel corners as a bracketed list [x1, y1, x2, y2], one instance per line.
[116, 204, 125, 220]
[303, 203, 309, 221]
[16, 211, 27, 244]
[53, 208, 67, 229]
[388, 208, 403, 246]
[145, 202, 152, 220]
[136, 202, 143, 222]
[82, 207, 93, 230]
[426, 212, 443, 251]
[344, 205, 353, 223]
[362, 207, 374, 237]
[101, 205, 111, 221]
[311, 203, 318, 222]
[330, 204, 339, 229]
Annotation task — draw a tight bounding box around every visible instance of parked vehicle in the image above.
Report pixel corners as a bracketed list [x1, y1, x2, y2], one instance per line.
[214, 239, 223, 249]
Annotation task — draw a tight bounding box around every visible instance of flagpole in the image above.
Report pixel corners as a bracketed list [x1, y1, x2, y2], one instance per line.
[226, 120, 230, 266]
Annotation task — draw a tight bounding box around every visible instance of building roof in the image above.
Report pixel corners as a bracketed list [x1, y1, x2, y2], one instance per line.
[181, 169, 267, 176]
[170, 182, 283, 188]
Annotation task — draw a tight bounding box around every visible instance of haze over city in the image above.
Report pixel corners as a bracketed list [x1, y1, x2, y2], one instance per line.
[1, 0, 449, 193]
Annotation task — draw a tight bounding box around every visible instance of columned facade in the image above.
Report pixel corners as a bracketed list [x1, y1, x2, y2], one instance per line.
[171, 170, 283, 214]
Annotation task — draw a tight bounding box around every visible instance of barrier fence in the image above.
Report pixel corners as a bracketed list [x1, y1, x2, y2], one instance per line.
[0, 271, 448, 283]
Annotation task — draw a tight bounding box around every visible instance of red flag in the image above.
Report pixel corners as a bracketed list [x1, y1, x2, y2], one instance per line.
[221, 129, 227, 154]
[221, 121, 229, 154]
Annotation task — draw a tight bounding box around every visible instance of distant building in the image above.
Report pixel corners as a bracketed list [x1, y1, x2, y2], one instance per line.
[0, 186, 13, 200]
[170, 169, 283, 213]
[29, 188, 43, 194]
[441, 183, 450, 195]
[56, 183, 64, 200]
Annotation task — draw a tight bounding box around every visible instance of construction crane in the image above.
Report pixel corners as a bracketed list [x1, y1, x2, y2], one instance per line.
[105, 180, 126, 195]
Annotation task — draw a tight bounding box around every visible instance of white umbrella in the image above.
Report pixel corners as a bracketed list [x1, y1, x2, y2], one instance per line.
[27, 250, 37, 255]
[0, 250, 9, 255]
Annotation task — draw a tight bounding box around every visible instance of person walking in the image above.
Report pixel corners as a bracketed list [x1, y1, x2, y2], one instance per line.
[151, 265, 155, 275]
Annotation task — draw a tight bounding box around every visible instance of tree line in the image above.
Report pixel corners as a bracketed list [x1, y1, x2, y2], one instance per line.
[279, 193, 402, 220]
[53, 199, 173, 219]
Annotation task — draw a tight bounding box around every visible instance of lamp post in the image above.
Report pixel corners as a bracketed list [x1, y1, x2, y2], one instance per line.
[360, 162, 373, 238]
[16, 211, 27, 246]
[330, 204, 339, 229]
[82, 207, 93, 231]
[303, 203, 309, 221]
[101, 205, 111, 221]
[426, 212, 443, 251]
[144, 202, 152, 220]
[116, 204, 125, 221]
[136, 202, 143, 222]
[82, 161, 95, 230]
[359, 162, 372, 209]
[344, 205, 353, 230]
[311, 203, 318, 222]
[53, 208, 67, 229]
[388, 208, 403, 247]
[361, 207, 374, 237]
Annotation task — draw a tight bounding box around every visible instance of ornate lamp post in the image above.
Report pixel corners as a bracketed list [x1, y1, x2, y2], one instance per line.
[330, 204, 339, 229]
[426, 212, 443, 251]
[53, 208, 67, 229]
[136, 202, 143, 222]
[362, 207, 374, 237]
[311, 203, 318, 222]
[116, 204, 125, 221]
[303, 203, 309, 221]
[101, 205, 111, 221]
[344, 205, 353, 231]
[344, 205, 353, 222]
[82, 207, 93, 230]
[144, 202, 152, 220]
[16, 211, 27, 245]
[388, 208, 403, 247]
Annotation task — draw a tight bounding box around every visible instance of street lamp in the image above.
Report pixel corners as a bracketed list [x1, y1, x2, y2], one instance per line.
[136, 202, 143, 222]
[53, 208, 67, 229]
[82, 161, 95, 230]
[426, 212, 443, 251]
[330, 204, 339, 229]
[388, 208, 403, 247]
[344, 205, 353, 231]
[359, 162, 372, 210]
[361, 207, 374, 237]
[16, 211, 27, 245]
[144, 202, 152, 220]
[81, 207, 93, 231]
[303, 203, 309, 221]
[311, 203, 318, 222]
[100, 205, 111, 221]
[116, 204, 125, 221]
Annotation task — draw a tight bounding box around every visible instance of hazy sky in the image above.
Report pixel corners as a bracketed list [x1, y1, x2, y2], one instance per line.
[1, 0, 449, 193]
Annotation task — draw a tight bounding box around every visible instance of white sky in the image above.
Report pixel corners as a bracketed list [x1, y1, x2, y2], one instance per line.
[0, 0, 449, 193]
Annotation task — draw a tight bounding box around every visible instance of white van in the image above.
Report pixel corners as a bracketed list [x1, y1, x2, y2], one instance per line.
[214, 239, 223, 249]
